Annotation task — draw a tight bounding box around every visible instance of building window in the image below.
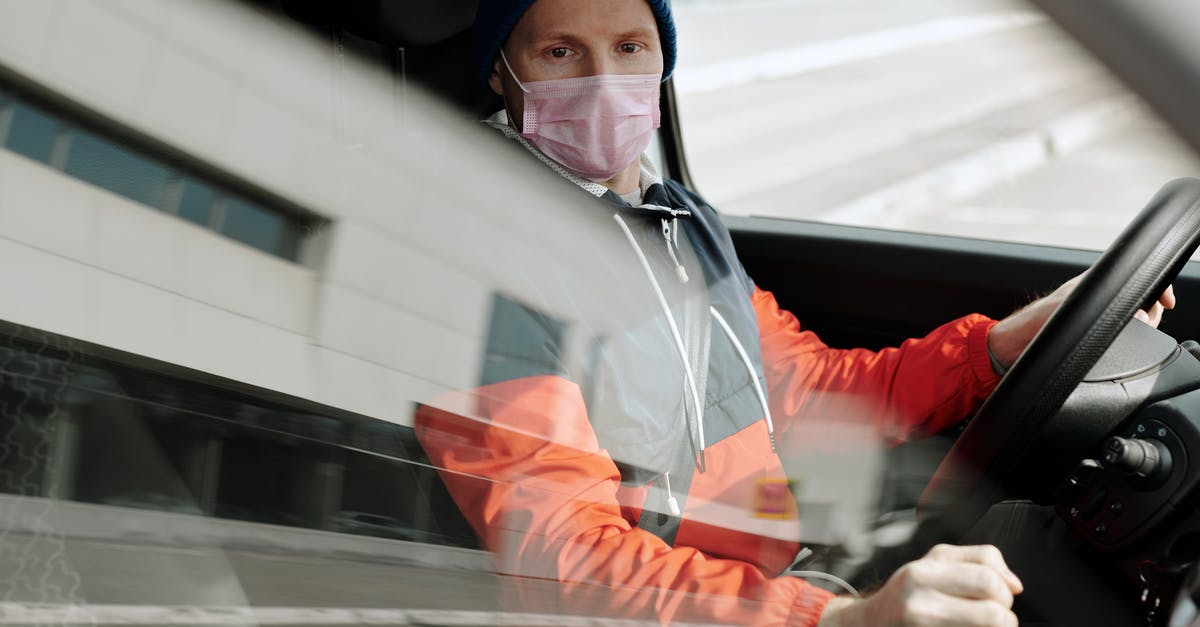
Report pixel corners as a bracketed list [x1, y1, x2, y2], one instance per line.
[2, 100, 60, 164]
[0, 88, 310, 261]
[62, 129, 173, 208]
[174, 179, 219, 228]
[220, 196, 300, 260]
[0, 322, 479, 550]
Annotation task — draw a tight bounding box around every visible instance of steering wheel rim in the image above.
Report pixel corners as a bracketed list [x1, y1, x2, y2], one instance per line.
[920, 177, 1200, 526]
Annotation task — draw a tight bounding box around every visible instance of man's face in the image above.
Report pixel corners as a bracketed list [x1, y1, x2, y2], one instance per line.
[488, 0, 664, 131]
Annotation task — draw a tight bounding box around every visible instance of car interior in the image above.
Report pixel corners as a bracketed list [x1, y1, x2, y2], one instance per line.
[3, 0, 1199, 624]
[229, 0, 1200, 624]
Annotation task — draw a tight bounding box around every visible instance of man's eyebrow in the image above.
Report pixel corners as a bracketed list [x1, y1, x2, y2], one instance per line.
[527, 27, 658, 45]
[615, 27, 658, 40]
[527, 30, 579, 45]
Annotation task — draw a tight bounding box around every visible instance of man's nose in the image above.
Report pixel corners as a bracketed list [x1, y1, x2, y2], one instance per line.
[583, 51, 617, 77]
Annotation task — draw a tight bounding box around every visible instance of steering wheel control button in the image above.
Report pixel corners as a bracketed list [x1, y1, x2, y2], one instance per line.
[1065, 459, 1102, 489]
[1109, 501, 1124, 516]
[1083, 488, 1108, 520]
[1102, 436, 1170, 480]
[1094, 522, 1109, 536]
[1182, 339, 1200, 362]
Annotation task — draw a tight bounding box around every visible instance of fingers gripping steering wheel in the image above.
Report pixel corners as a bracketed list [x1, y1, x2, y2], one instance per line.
[920, 178, 1200, 526]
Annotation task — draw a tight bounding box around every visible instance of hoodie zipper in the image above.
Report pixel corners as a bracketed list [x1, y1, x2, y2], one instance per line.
[614, 212, 780, 517]
[613, 213, 706, 474]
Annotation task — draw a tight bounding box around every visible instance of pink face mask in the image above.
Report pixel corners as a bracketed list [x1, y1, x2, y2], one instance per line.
[502, 51, 662, 182]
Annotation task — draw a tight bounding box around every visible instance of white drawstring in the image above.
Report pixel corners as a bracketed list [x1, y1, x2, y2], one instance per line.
[789, 570, 861, 598]
[710, 306, 776, 453]
[613, 213, 707, 472]
[663, 472, 682, 516]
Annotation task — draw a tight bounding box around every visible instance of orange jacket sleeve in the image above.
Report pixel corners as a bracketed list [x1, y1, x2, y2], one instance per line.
[751, 286, 1001, 441]
[415, 376, 835, 626]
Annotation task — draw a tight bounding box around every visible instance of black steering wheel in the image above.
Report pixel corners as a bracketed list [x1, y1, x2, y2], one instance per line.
[921, 178, 1200, 526]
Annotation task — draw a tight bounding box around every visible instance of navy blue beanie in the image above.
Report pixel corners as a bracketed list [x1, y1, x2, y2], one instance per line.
[472, 0, 677, 88]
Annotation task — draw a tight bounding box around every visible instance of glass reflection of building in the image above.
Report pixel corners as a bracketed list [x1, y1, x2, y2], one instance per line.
[0, 25, 478, 548]
[0, 322, 477, 548]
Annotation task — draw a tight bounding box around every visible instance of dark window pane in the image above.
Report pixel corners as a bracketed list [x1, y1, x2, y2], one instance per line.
[0, 92, 8, 142]
[216, 430, 317, 527]
[0, 351, 73, 497]
[480, 294, 567, 386]
[221, 197, 289, 255]
[4, 102, 58, 164]
[0, 324, 478, 548]
[177, 179, 217, 227]
[63, 130, 170, 207]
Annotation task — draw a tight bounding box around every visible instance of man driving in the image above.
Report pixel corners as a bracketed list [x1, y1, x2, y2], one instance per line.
[414, 1, 1176, 625]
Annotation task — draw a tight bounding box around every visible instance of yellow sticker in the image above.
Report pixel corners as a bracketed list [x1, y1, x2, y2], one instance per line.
[753, 477, 796, 519]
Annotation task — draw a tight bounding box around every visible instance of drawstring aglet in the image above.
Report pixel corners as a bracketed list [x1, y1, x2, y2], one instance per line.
[663, 472, 682, 516]
[661, 218, 689, 284]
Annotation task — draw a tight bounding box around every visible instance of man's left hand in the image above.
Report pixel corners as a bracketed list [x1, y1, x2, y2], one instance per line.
[987, 275, 1177, 371]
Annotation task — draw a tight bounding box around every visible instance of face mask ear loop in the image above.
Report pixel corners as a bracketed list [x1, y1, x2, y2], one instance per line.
[498, 49, 535, 135]
[499, 49, 532, 94]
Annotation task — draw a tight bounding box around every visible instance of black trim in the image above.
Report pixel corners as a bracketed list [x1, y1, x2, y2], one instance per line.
[724, 214, 1200, 349]
[727, 215, 1093, 348]
[657, 78, 696, 190]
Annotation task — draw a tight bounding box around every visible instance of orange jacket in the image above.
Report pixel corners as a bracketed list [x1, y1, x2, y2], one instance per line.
[415, 283, 1000, 625]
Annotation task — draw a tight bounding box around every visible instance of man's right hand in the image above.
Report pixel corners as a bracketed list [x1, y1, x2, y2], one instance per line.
[817, 544, 1022, 626]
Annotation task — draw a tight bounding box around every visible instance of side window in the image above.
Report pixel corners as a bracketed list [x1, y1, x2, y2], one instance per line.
[672, 1, 1200, 251]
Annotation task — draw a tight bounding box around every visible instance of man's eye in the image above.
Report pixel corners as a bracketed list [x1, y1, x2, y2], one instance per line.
[550, 47, 570, 58]
[620, 43, 641, 54]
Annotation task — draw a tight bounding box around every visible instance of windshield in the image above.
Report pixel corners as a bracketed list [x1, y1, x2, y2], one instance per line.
[672, 0, 1200, 253]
